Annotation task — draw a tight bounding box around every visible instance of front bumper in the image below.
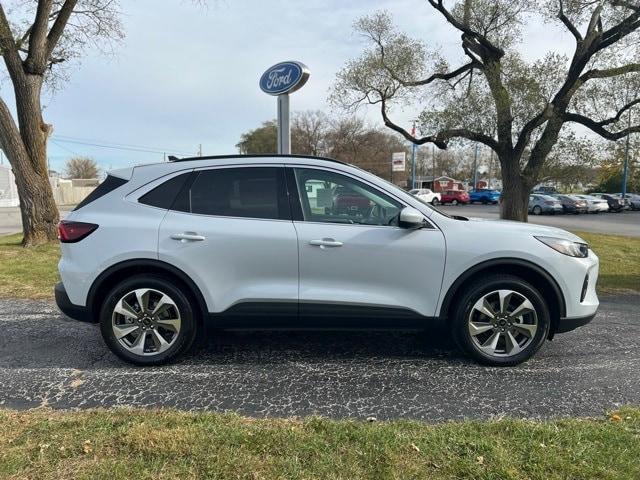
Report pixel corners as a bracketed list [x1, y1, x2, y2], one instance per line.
[55, 282, 92, 322]
[556, 312, 596, 333]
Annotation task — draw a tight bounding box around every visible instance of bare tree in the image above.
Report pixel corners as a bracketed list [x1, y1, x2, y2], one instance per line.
[0, 1, 122, 246]
[333, 1, 640, 221]
[64, 156, 98, 179]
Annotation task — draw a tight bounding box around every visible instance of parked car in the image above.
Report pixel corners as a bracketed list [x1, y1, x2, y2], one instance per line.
[572, 194, 610, 213]
[440, 189, 470, 205]
[619, 193, 640, 210]
[469, 189, 501, 204]
[332, 186, 371, 216]
[591, 193, 624, 213]
[56, 154, 599, 367]
[528, 194, 563, 215]
[408, 188, 441, 205]
[613, 194, 634, 210]
[532, 186, 558, 195]
[554, 195, 588, 214]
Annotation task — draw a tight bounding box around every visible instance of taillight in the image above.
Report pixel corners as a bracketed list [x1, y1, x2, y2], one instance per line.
[545, 201, 554, 205]
[58, 221, 98, 243]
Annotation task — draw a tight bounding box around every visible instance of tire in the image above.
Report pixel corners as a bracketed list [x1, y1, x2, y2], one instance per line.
[451, 199, 458, 206]
[532, 205, 542, 215]
[481, 198, 488, 205]
[99, 274, 199, 366]
[431, 198, 439, 206]
[451, 274, 550, 366]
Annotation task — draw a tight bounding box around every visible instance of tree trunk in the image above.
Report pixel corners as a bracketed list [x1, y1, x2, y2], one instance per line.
[0, 74, 59, 246]
[499, 155, 530, 222]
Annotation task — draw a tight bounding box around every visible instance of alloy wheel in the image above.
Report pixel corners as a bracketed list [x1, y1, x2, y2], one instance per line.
[111, 288, 182, 356]
[467, 289, 538, 357]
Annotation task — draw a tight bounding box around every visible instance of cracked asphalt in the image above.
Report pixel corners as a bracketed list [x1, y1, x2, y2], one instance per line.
[0, 295, 638, 421]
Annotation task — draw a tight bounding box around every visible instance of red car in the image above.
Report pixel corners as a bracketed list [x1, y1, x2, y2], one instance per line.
[440, 190, 470, 205]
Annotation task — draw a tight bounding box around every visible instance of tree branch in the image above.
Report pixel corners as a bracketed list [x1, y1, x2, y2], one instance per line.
[25, 0, 53, 73]
[46, 0, 78, 58]
[402, 62, 477, 87]
[564, 111, 640, 140]
[558, 0, 583, 42]
[380, 96, 498, 150]
[580, 63, 640, 81]
[0, 4, 25, 81]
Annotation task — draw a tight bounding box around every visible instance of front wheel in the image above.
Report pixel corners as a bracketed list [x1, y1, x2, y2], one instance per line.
[100, 274, 199, 366]
[532, 205, 542, 215]
[431, 198, 439, 206]
[452, 274, 550, 366]
[451, 199, 459, 206]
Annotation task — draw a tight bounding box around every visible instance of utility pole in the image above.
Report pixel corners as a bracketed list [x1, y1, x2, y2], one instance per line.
[198, 144, 203, 156]
[432, 144, 436, 191]
[488, 149, 494, 189]
[411, 121, 417, 190]
[622, 108, 631, 200]
[473, 144, 479, 190]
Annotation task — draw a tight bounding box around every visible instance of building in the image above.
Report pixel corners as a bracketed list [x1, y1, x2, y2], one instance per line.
[413, 175, 465, 192]
[0, 164, 19, 207]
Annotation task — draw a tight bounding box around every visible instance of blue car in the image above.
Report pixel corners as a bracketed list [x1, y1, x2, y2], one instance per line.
[469, 189, 501, 204]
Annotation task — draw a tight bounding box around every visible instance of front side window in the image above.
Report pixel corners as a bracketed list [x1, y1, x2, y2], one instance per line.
[185, 167, 289, 220]
[294, 168, 402, 226]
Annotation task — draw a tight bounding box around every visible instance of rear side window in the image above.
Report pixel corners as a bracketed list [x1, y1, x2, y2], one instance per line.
[186, 167, 289, 220]
[73, 175, 128, 211]
[139, 172, 192, 209]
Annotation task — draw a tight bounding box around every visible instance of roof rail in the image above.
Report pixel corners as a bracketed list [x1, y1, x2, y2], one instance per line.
[168, 153, 346, 165]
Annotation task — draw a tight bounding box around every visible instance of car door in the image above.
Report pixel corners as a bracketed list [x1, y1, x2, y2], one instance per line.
[158, 165, 298, 316]
[288, 166, 446, 320]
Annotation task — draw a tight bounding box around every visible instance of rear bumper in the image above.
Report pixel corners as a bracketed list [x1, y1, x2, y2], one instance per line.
[556, 312, 596, 333]
[55, 282, 92, 322]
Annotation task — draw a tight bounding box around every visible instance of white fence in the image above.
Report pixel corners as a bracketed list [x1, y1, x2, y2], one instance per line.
[0, 165, 97, 207]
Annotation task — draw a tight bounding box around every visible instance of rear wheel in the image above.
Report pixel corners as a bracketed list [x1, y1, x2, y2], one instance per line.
[451, 199, 459, 205]
[452, 274, 550, 366]
[532, 205, 542, 215]
[431, 198, 439, 206]
[100, 274, 199, 365]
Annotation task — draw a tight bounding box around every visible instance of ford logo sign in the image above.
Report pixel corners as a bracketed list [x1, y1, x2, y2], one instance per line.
[259, 61, 310, 96]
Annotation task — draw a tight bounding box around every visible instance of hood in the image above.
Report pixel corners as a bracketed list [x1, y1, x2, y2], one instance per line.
[464, 217, 586, 243]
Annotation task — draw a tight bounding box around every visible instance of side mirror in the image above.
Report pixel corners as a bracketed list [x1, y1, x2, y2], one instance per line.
[399, 207, 426, 229]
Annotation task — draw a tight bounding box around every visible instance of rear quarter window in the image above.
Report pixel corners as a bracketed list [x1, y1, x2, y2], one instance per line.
[138, 172, 192, 209]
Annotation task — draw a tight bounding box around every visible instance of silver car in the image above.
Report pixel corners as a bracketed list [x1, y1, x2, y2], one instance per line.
[529, 194, 563, 215]
[573, 194, 609, 213]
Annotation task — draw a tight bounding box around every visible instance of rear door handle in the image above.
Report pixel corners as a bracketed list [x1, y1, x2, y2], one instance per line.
[170, 232, 206, 242]
[309, 238, 343, 248]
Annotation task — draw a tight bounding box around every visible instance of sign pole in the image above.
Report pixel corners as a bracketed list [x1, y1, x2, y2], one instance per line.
[277, 94, 291, 154]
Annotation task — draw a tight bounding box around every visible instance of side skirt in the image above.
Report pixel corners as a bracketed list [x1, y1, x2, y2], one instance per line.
[207, 302, 441, 330]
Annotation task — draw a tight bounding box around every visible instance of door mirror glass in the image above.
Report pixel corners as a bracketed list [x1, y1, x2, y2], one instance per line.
[399, 207, 425, 229]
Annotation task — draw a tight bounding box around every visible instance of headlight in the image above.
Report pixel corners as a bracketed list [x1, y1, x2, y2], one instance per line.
[535, 236, 589, 258]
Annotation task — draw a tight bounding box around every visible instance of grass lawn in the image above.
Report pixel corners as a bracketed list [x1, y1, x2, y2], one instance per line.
[0, 407, 638, 479]
[0, 230, 638, 299]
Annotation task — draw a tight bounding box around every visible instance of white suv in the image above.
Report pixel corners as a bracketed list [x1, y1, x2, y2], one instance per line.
[409, 188, 441, 205]
[56, 155, 599, 366]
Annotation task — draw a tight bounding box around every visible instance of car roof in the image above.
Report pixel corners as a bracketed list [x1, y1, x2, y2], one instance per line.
[169, 153, 347, 165]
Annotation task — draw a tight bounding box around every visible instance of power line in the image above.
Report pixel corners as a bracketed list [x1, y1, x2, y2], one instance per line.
[51, 135, 195, 156]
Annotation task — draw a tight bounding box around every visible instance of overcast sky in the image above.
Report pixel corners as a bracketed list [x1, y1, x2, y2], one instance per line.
[1, 0, 575, 173]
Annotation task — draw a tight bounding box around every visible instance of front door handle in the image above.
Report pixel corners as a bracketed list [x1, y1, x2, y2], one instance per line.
[310, 238, 343, 248]
[170, 232, 206, 242]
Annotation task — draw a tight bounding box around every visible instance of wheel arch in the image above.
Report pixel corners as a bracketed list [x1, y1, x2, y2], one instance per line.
[87, 259, 209, 324]
[439, 258, 566, 335]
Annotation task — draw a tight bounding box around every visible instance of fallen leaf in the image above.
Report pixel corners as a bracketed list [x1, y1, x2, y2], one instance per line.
[410, 443, 420, 452]
[611, 414, 622, 422]
[82, 440, 93, 454]
[476, 455, 485, 465]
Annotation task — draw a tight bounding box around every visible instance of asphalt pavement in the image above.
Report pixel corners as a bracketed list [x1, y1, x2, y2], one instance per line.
[0, 295, 638, 420]
[439, 204, 640, 237]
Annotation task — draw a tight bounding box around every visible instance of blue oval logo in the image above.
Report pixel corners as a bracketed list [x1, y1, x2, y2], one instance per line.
[260, 61, 310, 96]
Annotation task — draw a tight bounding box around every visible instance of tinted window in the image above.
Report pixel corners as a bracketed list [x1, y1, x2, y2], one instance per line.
[294, 168, 402, 226]
[188, 167, 288, 220]
[73, 175, 128, 211]
[139, 172, 192, 209]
